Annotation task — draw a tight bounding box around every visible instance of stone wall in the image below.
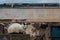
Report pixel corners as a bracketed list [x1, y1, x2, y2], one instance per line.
[0, 8, 60, 22]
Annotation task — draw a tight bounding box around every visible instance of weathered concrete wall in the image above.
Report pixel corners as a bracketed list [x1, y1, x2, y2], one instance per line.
[0, 8, 60, 22]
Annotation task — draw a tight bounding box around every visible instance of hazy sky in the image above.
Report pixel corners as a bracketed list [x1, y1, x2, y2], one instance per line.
[0, 0, 60, 4]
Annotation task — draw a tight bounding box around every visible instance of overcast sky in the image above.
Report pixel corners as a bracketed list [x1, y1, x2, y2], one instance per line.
[0, 0, 60, 4]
